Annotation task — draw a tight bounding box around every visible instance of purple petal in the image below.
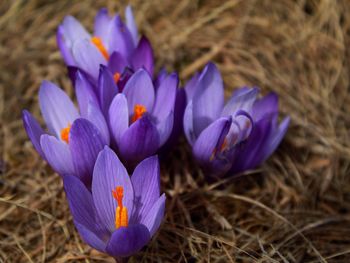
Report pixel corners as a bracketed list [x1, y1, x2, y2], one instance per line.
[125, 5, 138, 46]
[152, 73, 178, 121]
[69, 118, 105, 186]
[193, 63, 224, 136]
[156, 111, 174, 146]
[122, 69, 155, 114]
[108, 52, 128, 75]
[119, 116, 160, 167]
[193, 117, 232, 165]
[141, 193, 166, 236]
[98, 65, 119, 116]
[130, 156, 160, 224]
[75, 71, 99, 117]
[86, 102, 110, 145]
[106, 224, 150, 258]
[154, 68, 167, 90]
[22, 110, 46, 159]
[56, 26, 75, 66]
[221, 87, 259, 117]
[252, 92, 279, 121]
[72, 39, 107, 81]
[264, 116, 290, 159]
[183, 100, 196, 146]
[63, 175, 108, 251]
[92, 146, 134, 233]
[60, 16, 90, 47]
[130, 36, 154, 76]
[39, 81, 79, 139]
[184, 72, 200, 102]
[94, 8, 111, 46]
[108, 94, 129, 145]
[108, 15, 135, 58]
[40, 134, 74, 176]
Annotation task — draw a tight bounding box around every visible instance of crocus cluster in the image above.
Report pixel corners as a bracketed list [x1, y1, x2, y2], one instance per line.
[22, 5, 289, 261]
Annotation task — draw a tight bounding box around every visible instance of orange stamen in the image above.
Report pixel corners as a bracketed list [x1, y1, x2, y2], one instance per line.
[60, 124, 71, 144]
[113, 72, 121, 84]
[132, 104, 147, 123]
[112, 186, 128, 229]
[91, 36, 109, 60]
[210, 138, 228, 161]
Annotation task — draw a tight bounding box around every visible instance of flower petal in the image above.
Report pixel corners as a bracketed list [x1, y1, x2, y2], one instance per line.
[122, 69, 155, 114]
[75, 71, 99, 117]
[63, 175, 108, 251]
[60, 16, 90, 47]
[108, 93, 129, 145]
[39, 81, 79, 139]
[56, 26, 75, 66]
[119, 115, 160, 167]
[252, 92, 279, 121]
[156, 111, 174, 147]
[183, 100, 196, 146]
[40, 134, 74, 176]
[184, 72, 200, 102]
[108, 15, 135, 58]
[130, 156, 160, 224]
[130, 36, 154, 76]
[98, 65, 119, 116]
[94, 8, 111, 46]
[152, 73, 178, 121]
[86, 102, 110, 145]
[72, 39, 106, 81]
[125, 5, 138, 46]
[193, 117, 232, 165]
[22, 110, 46, 159]
[108, 51, 128, 75]
[106, 224, 150, 258]
[141, 193, 166, 236]
[221, 87, 259, 118]
[192, 63, 224, 136]
[69, 118, 105, 186]
[92, 146, 134, 233]
[264, 116, 290, 159]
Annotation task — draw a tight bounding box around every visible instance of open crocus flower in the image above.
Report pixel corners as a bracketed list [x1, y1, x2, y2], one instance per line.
[184, 62, 290, 177]
[108, 68, 179, 168]
[22, 77, 109, 186]
[63, 146, 165, 259]
[57, 6, 153, 83]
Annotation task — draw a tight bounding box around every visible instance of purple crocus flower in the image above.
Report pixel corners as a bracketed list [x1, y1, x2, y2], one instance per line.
[22, 76, 109, 186]
[63, 146, 165, 259]
[57, 6, 153, 83]
[184, 62, 290, 177]
[108, 68, 179, 168]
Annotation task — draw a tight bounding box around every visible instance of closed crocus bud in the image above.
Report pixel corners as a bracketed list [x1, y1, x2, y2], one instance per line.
[183, 62, 290, 178]
[22, 78, 109, 186]
[57, 6, 154, 84]
[63, 147, 165, 261]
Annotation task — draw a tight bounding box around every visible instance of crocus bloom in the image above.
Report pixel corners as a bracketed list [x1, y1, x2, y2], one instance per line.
[63, 146, 165, 259]
[184, 62, 290, 177]
[108, 68, 179, 168]
[22, 76, 109, 186]
[57, 6, 153, 83]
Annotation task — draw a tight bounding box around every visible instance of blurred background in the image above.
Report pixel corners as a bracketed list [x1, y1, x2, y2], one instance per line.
[1, 0, 350, 262]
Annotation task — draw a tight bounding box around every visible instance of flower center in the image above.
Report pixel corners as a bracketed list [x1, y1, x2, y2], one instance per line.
[112, 186, 128, 229]
[60, 124, 71, 143]
[132, 104, 147, 123]
[91, 36, 109, 60]
[113, 72, 121, 84]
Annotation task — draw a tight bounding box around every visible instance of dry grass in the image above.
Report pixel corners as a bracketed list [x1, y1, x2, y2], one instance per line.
[1, 0, 350, 262]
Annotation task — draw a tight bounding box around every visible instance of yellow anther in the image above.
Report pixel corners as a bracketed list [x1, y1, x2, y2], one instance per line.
[60, 124, 71, 143]
[132, 104, 147, 123]
[91, 36, 109, 60]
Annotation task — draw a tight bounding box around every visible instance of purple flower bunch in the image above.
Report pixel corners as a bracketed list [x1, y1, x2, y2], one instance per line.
[22, 6, 289, 261]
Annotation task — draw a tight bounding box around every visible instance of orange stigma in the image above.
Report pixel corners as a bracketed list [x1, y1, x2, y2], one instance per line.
[113, 72, 121, 84]
[60, 124, 71, 143]
[132, 104, 147, 123]
[112, 186, 128, 229]
[91, 36, 109, 60]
